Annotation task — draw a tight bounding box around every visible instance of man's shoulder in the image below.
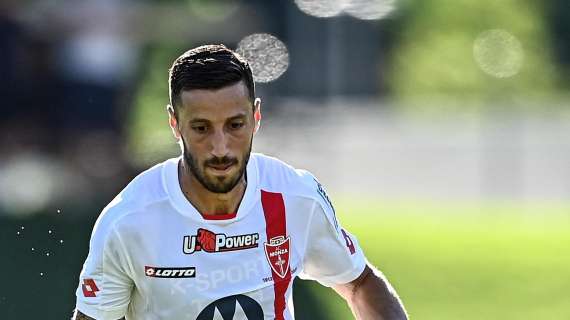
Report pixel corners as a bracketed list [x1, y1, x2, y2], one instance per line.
[252, 153, 337, 222]
[252, 153, 321, 199]
[121, 158, 174, 201]
[94, 158, 175, 231]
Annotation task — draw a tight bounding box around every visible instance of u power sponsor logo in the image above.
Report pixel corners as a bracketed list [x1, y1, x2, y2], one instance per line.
[183, 228, 259, 254]
[145, 266, 196, 278]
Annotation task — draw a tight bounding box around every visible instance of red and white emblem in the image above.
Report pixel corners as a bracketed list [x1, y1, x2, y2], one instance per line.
[81, 278, 99, 297]
[264, 236, 290, 279]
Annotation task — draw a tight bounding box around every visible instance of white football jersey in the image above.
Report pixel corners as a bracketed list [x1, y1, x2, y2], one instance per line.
[75, 153, 366, 320]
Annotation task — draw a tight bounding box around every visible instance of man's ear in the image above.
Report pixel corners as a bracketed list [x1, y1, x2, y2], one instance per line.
[253, 98, 262, 134]
[167, 104, 181, 140]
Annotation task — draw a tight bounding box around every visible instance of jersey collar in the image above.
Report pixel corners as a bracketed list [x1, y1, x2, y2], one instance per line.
[163, 154, 259, 224]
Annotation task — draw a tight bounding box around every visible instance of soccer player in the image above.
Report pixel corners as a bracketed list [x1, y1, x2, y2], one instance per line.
[73, 44, 408, 320]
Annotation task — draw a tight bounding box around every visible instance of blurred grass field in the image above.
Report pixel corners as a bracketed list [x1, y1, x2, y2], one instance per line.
[301, 200, 570, 320]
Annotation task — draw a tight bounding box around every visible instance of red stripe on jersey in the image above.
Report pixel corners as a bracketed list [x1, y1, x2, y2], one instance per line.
[261, 190, 291, 320]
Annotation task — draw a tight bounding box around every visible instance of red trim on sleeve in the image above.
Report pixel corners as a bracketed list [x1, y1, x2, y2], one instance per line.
[341, 229, 356, 255]
[261, 190, 292, 320]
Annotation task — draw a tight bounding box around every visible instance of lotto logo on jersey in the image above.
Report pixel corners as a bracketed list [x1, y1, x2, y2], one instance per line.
[183, 228, 259, 254]
[145, 266, 196, 278]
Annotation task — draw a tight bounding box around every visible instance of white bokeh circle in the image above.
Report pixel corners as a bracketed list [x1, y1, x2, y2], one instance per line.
[344, 0, 395, 20]
[294, 0, 347, 18]
[473, 29, 524, 78]
[236, 33, 289, 83]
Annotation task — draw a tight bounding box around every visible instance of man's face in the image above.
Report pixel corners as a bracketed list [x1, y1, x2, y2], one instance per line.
[171, 81, 260, 194]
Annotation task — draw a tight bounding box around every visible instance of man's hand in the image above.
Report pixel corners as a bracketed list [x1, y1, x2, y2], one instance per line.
[333, 264, 409, 320]
[72, 309, 125, 320]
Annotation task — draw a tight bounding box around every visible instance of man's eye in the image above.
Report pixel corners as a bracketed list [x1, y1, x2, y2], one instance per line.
[230, 122, 245, 130]
[192, 125, 208, 133]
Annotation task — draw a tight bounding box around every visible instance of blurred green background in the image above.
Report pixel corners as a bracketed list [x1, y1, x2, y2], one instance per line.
[310, 200, 570, 319]
[1, 0, 569, 319]
[2, 201, 569, 318]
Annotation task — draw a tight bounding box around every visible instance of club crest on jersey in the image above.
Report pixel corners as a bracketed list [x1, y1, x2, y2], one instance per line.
[264, 236, 290, 279]
[183, 228, 259, 254]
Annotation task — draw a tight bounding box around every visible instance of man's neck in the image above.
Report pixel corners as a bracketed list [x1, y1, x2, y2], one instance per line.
[178, 160, 247, 216]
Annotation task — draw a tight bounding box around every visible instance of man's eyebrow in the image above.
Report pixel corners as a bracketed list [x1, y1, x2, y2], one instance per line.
[227, 113, 247, 121]
[189, 118, 211, 123]
[188, 113, 248, 124]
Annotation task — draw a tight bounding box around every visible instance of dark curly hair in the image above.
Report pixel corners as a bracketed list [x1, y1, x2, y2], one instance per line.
[168, 44, 255, 111]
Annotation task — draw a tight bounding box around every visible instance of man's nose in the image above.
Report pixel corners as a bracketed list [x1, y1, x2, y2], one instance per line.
[210, 128, 229, 158]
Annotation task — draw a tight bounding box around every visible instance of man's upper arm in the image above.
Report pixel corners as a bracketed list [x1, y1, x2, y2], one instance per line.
[297, 175, 367, 286]
[74, 210, 134, 319]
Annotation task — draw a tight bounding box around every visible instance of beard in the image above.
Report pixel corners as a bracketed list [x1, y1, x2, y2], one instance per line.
[180, 136, 252, 194]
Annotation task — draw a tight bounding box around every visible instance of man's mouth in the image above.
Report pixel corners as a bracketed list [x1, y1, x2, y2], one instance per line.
[206, 161, 237, 173]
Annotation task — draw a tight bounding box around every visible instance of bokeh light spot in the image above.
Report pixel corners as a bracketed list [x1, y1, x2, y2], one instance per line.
[473, 29, 524, 78]
[294, 0, 347, 18]
[236, 33, 289, 83]
[0, 155, 57, 215]
[344, 0, 395, 20]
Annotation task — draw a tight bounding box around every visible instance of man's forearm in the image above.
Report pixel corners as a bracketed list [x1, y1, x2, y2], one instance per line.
[334, 265, 408, 320]
[72, 309, 94, 320]
[72, 309, 125, 320]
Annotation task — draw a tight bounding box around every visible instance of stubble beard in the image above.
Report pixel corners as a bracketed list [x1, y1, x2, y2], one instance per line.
[181, 137, 252, 194]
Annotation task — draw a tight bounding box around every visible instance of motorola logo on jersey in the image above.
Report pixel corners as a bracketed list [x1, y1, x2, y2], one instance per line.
[196, 294, 263, 320]
[144, 266, 196, 278]
[183, 228, 259, 254]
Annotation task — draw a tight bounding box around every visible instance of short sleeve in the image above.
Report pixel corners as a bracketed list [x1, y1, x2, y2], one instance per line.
[75, 215, 134, 319]
[298, 180, 367, 287]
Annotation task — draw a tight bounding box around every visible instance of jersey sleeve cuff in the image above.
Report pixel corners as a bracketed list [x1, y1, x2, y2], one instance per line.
[76, 301, 127, 320]
[313, 254, 367, 287]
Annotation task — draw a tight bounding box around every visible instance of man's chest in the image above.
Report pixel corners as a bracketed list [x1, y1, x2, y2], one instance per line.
[123, 203, 308, 318]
